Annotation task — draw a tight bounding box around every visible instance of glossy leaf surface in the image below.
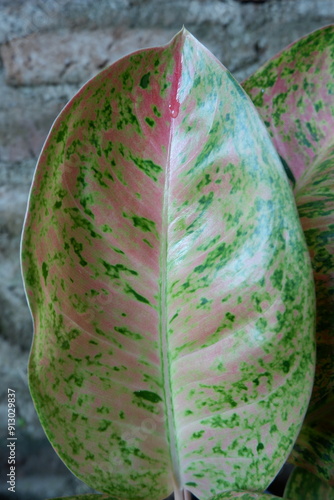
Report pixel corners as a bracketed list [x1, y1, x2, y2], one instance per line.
[21, 29, 315, 500]
[283, 466, 334, 500]
[243, 25, 334, 485]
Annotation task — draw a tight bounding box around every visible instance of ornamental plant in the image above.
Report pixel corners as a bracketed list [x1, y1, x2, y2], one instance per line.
[21, 25, 334, 500]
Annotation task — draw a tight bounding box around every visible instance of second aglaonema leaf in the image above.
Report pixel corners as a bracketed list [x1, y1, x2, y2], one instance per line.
[21, 29, 315, 500]
[243, 25, 334, 487]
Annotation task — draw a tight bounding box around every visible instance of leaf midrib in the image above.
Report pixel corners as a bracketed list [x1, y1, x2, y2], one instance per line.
[160, 112, 181, 490]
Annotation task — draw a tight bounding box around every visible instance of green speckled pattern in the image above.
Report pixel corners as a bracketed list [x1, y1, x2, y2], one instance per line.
[21, 29, 315, 499]
[243, 25, 334, 486]
[52, 496, 117, 500]
[289, 147, 334, 484]
[208, 492, 280, 500]
[284, 466, 334, 500]
[243, 25, 334, 182]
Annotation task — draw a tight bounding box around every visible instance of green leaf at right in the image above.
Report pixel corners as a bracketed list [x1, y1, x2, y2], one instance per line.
[243, 25, 334, 486]
[284, 466, 334, 500]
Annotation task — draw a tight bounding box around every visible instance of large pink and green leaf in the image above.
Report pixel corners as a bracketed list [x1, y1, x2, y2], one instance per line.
[21, 29, 315, 500]
[243, 25, 334, 485]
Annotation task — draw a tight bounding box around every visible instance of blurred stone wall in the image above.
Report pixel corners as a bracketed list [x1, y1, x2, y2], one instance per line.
[0, 0, 333, 498]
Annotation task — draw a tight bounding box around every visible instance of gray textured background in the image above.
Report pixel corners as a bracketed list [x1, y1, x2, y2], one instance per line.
[0, 1, 333, 499]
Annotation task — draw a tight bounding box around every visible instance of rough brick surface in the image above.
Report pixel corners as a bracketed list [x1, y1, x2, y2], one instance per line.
[0, 101, 62, 162]
[1, 28, 176, 85]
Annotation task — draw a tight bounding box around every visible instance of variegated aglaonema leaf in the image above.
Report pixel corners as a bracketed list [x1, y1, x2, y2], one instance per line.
[208, 492, 280, 500]
[243, 25, 334, 486]
[290, 146, 334, 484]
[52, 496, 115, 500]
[283, 466, 334, 500]
[242, 25, 334, 184]
[21, 29, 315, 500]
